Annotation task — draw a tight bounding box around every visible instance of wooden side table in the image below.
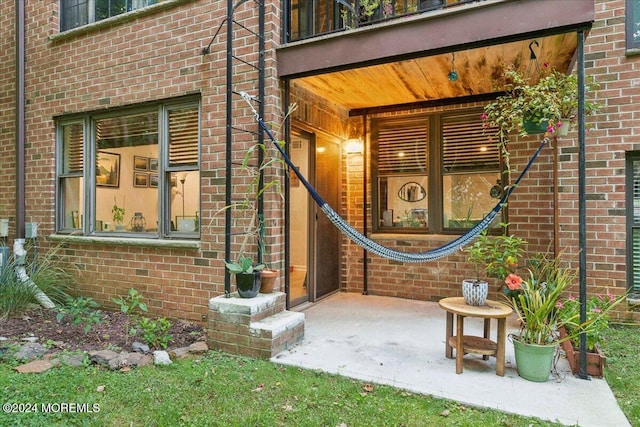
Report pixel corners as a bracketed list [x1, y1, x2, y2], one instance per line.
[438, 297, 512, 376]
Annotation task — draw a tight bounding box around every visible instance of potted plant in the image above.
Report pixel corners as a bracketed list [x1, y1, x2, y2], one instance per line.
[221, 103, 296, 297]
[224, 255, 265, 298]
[112, 197, 126, 231]
[482, 63, 599, 173]
[505, 252, 623, 382]
[465, 224, 527, 306]
[557, 292, 625, 377]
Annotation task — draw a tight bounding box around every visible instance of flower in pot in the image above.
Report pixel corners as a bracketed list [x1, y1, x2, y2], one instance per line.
[505, 252, 621, 382]
[224, 255, 265, 298]
[557, 292, 626, 376]
[465, 224, 527, 306]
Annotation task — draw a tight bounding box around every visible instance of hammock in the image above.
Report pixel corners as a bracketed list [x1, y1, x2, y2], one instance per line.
[240, 92, 548, 262]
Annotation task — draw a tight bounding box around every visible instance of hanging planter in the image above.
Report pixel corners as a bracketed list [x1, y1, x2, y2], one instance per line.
[522, 111, 549, 135]
[554, 118, 571, 137]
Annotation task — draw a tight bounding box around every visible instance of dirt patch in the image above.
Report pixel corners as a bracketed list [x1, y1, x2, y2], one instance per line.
[0, 307, 206, 353]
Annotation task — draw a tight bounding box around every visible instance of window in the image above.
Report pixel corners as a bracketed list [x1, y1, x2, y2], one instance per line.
[56, 97, 200, 238]
[626, 152, 640, 297]
[626, 0, 640, 52]
[372, 111, 502, 233]
[60, 0, 161, 31]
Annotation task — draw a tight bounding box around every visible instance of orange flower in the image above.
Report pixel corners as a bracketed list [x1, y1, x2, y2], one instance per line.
[505, 273, 523, 291]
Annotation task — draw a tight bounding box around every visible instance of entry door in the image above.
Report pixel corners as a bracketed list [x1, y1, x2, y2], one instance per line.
[313, 136, 340, 299]
[289, 130, 340, 306]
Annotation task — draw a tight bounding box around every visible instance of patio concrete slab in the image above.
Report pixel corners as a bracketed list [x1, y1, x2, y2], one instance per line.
[272, 292, 630, 427]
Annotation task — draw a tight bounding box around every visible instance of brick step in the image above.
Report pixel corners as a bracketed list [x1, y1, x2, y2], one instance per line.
[208, 292, 286, 326]
[207, 292, 305, 359]
[249, 311, 305, 358]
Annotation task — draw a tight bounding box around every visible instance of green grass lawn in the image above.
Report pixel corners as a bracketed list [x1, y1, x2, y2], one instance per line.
[0, 350, 563, 427]
[1, 324, 638, 427]
[602, 324, 640, 426]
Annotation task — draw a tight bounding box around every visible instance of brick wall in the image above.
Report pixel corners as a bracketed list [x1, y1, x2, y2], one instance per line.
[0, 5, 16, 227]
[14, 0, 285, 322]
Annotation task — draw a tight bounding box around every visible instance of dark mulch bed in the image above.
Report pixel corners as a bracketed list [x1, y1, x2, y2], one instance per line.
[0, 306, 206, 353]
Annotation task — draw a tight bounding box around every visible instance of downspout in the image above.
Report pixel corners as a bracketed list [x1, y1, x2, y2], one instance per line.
[15, 0, 54, 309]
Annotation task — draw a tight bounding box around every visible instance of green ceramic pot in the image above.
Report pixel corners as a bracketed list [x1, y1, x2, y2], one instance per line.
[513, 338, 557, 382]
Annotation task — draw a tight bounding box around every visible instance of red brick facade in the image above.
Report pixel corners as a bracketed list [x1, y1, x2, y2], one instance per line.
[0, 0, 638, 323]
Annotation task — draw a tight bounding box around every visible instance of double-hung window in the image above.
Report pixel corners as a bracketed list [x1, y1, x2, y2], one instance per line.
[60, 0, 162, 31]
[626, 152, 640, 298]
[372, 110, 502, 233]
[56, 97, 200, 238]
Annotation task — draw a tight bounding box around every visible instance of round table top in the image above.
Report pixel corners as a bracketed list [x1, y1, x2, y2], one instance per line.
[438, 297, 512, 318]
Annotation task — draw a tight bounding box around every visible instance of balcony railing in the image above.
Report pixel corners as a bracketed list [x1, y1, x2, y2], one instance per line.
[288, 0, 483, 42]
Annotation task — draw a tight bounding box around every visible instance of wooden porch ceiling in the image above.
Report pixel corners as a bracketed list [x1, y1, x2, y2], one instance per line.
[292, 33, 579, 111]
[278, 0, 593, 112]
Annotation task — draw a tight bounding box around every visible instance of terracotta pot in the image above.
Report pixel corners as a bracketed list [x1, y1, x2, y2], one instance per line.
[260, 269, 279, 293]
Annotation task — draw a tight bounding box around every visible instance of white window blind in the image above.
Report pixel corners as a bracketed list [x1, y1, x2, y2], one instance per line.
[377, 123, 427, 174]
[442, 115, 499, 173]
[168, 106, 199, 166]
[62, 123, 84, 174]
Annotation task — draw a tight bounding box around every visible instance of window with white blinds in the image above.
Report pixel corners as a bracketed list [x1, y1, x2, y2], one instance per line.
[442, 115, 499, 173]
[56, 97, 200, 238]
[377, 124, 428, 174]
[628, 155, 640, 295]
[373, 110, 502, 233]
[168, 106, 199, 166]
[62, 123, 84, 175]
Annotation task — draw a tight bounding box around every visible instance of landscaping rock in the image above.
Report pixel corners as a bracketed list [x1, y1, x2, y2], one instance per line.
[89, 349, 120, 366]
[137, 354, 154, 368]
[153, 350, 172, 365]
[108, 352, 131, 370]
[14, 358, 60, 373]
[14, 343, 47, 361]
[188, 341, 208, 353]
[21, 336, 39, 343]
[169, 347, 189, 360]
[123, 352, 154, 368]
[132, 341, 150, 354]
[59, 353, 87, 367]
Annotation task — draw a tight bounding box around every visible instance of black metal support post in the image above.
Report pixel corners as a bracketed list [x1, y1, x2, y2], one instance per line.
[577, 29, 590, 380]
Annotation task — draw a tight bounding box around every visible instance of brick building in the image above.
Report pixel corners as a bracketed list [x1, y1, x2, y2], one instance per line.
[0, 0, 638, 337]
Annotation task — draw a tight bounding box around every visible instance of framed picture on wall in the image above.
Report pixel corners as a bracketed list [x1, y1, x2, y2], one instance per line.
[134, 172, 149, 188]
[134, 156, 149, 171]
[96, 151, 120, 187]
[149, 158, 158, 172]
[150, 174, 158, 188]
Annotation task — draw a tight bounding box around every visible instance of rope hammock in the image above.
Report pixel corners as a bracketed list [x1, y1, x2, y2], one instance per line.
[240, 92, 549, 262]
